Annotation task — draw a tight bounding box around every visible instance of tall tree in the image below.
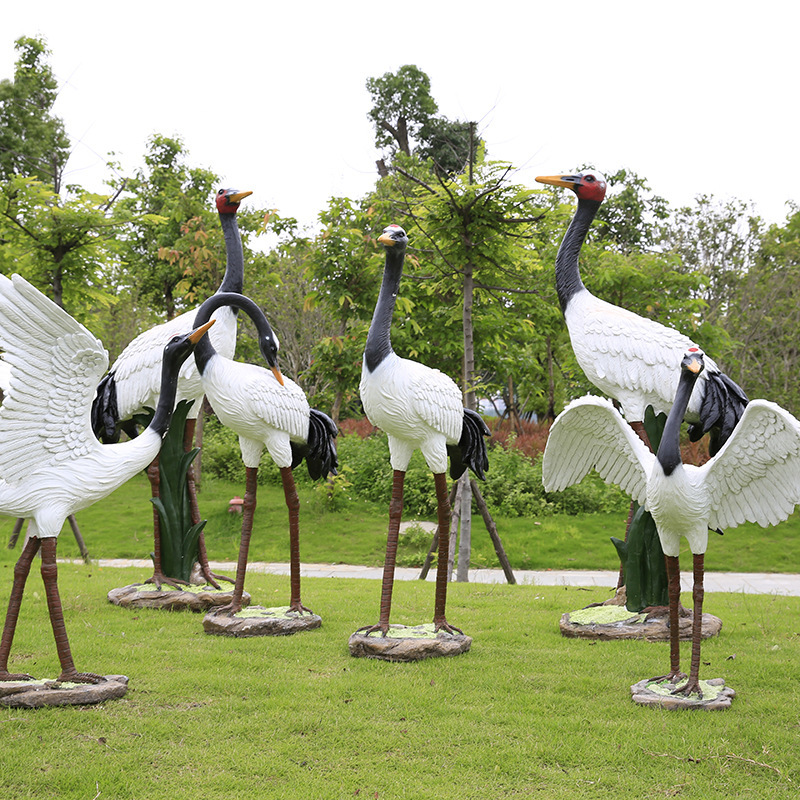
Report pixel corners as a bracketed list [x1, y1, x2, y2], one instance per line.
[366, 65, 438, 158]
[0, 36, 71, 190]
[724, 205, 800, 414]
[115, 135, 221, 320]
[660, 194, 761, 325]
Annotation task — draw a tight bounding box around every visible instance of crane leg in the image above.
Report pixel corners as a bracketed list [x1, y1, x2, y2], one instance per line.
[281, 466, 311, 615]
[432, 472, 463, 635]
[184, 418, 232, 589]
[674, 553, 705, 698]
[357, 469, 405, 636]
[650, 554, 686, 685]
[0, 536, 39, 681]
[40, 538, 104, 684]
[220, 466, 258, 615]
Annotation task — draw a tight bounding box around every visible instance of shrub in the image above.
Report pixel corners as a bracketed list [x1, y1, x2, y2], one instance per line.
[200, 414, 630, 519]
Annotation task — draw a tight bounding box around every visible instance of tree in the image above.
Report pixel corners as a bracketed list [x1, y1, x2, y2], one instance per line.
[366, 65, 438, 158]
[0, 36, 71, 190]
[660, 194, 762, 325]
[304, 197, 384, 421]
[115, 135, 221, 320]
[367, 65, 484, 178]
[0, 175, 123, 319]
[724, 205, 800, 414]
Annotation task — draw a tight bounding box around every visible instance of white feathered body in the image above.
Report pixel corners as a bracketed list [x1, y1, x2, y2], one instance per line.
[360, 352, 463, 474]
[543, 394, 800, 557]
[0, 273, 167, 538]
[111, 304, 237, 421]
[201, 353, 309, 469]
[567, 290, 717, 422]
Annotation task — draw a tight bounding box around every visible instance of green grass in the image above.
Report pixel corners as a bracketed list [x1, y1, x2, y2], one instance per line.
[1, 473, 798, 574]
[0, 565, 798, 799]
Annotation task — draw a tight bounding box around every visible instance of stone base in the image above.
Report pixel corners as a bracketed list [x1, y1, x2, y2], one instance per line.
[560, 603, 722, 641]
[0, 675, 129, 708]
[348, 623, 472, 661]
[631, 677, 735, 710]
[107, 583, 248, 612]
[203, 605, 322, 637]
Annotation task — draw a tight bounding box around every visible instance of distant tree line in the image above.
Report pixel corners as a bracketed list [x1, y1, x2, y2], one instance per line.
[2, 39, 799, 427]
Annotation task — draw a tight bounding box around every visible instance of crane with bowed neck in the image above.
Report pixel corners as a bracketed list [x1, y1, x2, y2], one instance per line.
[535, 171, 748, 454]
[543, 349, 800, 697]
[92, 187, 252, 589]
[193, 292, 337, 616]
[0, 273, 213, 683]
[358, 224, 489, 636]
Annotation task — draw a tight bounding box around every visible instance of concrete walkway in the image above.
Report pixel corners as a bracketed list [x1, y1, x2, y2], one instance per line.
[72, 558, 800, 597]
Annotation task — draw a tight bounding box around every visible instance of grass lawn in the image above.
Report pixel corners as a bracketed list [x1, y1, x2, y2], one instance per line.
[1, 473, 798, 575]
[0, 565, 798, 799]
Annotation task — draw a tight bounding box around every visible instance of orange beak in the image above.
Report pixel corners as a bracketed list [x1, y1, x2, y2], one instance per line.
[188, 319, 215, 344]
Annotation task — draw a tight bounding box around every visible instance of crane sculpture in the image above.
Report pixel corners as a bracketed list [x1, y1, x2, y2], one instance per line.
[92, 187, 252, 589]
[543, 349, 800, 697]
[192, 292, 337, 622]
[0, 273, 212, 684]
[357, 224, 489, 639]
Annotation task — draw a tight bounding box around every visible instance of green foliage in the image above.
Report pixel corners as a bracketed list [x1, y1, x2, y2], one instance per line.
[724, 204, 800, 415]
[0, 175, 123, 319]
[0, 36, 70, 188]
[482, 440, 628, 518]
[366, 64, 438, 156]
[113, 134, 222, 319]
[151, 400, 206, 581]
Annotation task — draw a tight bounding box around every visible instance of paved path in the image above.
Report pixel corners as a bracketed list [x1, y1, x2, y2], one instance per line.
[71, 558, 800, 597]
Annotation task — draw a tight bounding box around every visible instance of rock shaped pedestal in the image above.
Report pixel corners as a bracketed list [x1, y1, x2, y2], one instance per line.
[108, 583, 248, 612]
[0, 675, 129, 708]
[348, 623, 472, 661]
[631, 677, 735, 710]
[560, 603, 722, 641]
[203, 605, 322, 637]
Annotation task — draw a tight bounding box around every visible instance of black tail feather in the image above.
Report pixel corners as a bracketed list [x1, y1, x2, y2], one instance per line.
[687, 370, 749, 456]
[447, 408, 490, 481]
[91, 372, 120, 443]
[291, 408, 339, 480]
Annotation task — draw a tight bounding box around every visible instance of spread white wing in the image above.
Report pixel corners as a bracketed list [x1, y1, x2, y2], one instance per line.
[542, 395, 654, 505]
[704, 400, 800, 530]
[0, 274, 108, 480]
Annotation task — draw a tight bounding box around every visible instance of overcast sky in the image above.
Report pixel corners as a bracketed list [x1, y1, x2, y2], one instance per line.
[4, 1, 798, 230]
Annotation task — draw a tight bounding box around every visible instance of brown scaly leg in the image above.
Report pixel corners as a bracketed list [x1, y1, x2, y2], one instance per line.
[674, 553, 705, 698]
[40, 538, 104, 684]
[219, 466, 258, 615]
[357, 469, 405, 636]
[0, 536, 40, 681]
[184, 418, 232, 589]
[144, 455, 189, 590]
[281, 466, 312, 615]
[650, 554, 686, 685]
[432, 472, 463, 635]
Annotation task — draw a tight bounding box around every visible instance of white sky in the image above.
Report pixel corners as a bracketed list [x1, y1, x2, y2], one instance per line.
[3, 1, 799, 230]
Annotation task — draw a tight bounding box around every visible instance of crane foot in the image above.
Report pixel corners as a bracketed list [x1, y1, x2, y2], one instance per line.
[0, 670, 35, 682]
[56, 670, 107, 685]
[355, 623, 389, 637]
[433, 618, 464, 636]
[287, 601, 314, 616]
[145, 572, 190, 591]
